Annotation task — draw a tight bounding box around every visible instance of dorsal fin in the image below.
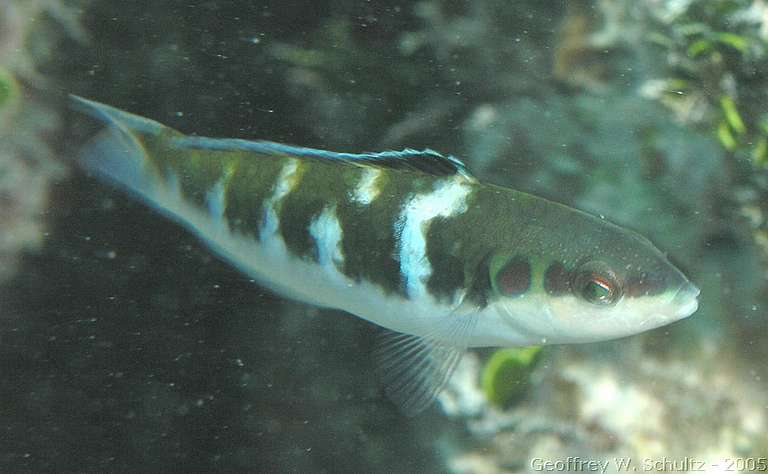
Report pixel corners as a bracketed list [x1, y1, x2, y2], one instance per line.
[170, 136, 475, 180]
[71, 95, 475, 179]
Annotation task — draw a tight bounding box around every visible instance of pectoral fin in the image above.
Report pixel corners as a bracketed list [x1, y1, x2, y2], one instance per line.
[374, 307, 479, 416]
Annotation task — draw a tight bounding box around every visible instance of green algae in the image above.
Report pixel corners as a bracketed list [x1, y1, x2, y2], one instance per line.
[0, 68, 19, 110]
[481, 346, 542, 408]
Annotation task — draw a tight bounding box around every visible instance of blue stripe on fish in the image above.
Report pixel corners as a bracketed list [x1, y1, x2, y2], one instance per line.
[170, 136, 473, 178]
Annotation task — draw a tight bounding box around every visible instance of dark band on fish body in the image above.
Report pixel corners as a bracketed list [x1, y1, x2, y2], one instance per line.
[423, 217, 467, 304]
[544, 261, 571, 296]
[162, 146, 237, 209]
[423, 190, 490, 304]
[424, 187, 537, 304]
[278, 160, 371, 261]
[277, 160, 328, 260]
[495, 256, 531, 297]
[464, 255, 494, 307]
[338, 170, 432, 296]
[223, 153, 287, 236]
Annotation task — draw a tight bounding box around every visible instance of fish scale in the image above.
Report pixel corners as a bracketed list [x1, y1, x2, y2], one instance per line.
[71, 95, 700, 415]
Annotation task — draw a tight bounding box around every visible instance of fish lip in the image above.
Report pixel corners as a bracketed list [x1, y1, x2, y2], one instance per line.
[671, 282, 700, 319]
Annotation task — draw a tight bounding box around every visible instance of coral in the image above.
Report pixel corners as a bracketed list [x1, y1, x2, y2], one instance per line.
[446, 339, 768, 473]
[0, 1, 86, 85]
[0, 98, 64, 285]
[0, 1, 80, 286]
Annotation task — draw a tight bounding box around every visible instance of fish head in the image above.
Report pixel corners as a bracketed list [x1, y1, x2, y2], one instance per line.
[487, 217, 700, 345]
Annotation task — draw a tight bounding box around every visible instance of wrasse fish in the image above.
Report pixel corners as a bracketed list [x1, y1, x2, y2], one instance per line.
[71, 96, 700, 415]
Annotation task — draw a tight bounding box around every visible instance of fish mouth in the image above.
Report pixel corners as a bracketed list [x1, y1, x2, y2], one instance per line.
[671, 282, 700, 319]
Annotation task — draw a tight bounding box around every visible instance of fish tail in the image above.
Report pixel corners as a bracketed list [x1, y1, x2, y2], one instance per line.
[70, 95, 165, 136]
[71, 95, 166, 199]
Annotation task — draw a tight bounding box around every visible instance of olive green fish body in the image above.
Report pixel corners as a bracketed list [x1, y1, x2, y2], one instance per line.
[72, 96, 699, 414]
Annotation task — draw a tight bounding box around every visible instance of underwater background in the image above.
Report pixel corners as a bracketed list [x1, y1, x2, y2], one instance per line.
[1, 0, 767, 472]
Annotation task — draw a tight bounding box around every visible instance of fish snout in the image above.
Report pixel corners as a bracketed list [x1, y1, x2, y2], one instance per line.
[671, 282, 700, 319]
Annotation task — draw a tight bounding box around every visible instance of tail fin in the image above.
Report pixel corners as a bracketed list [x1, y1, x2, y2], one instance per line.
[70, 95, 166, 199]
[70, 95, 165, 136]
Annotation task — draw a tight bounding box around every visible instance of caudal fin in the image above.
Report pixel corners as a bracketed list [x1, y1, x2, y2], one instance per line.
[70, 95, 165, 136]
[70, 95, 167, 199]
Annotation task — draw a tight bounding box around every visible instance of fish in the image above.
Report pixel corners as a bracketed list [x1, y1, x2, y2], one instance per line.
[70, 96, 700, 415]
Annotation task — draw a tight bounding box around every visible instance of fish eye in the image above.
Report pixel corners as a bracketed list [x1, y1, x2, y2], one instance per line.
[571, 262, 621, 306]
